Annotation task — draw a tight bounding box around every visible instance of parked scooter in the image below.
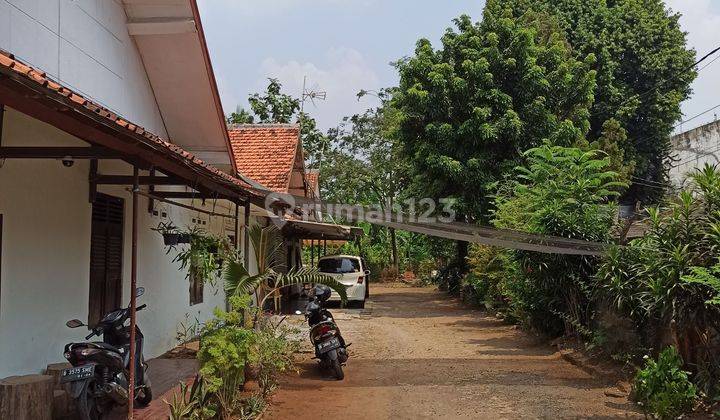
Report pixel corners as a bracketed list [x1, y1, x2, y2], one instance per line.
[61, 287, 152, 419]
[298, 284, 349, 380]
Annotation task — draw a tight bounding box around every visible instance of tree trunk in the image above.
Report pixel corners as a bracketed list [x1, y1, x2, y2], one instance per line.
[456, 240, 468, 274]
[0, 374, 54, 420]
[390, 227, 399, 275]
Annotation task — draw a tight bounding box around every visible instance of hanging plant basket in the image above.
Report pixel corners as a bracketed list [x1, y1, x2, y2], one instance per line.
[163, 233, 180, 246]
[178, 233, 192, 244]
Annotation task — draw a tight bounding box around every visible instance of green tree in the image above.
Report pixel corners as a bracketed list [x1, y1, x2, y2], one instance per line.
[232, 78, 328, 165]
[227, 106, 254, 124]
[320, 91, 410, 273]
[248, 78, 299, 124]
[504, 0, 696, 202]
[394, 4, 597, 270]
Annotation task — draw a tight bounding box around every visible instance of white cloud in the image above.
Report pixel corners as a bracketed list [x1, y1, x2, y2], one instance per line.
[257, 47, 381, 130]
[666, 0, 720, 132]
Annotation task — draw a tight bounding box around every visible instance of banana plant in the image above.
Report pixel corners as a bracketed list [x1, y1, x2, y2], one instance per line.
[224, 225, 347, 316]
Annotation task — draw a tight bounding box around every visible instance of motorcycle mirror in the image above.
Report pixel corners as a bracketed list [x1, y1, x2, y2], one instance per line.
[364, 270, 371, 276]
[295, 310, 302, 315]
[136, 287, 145, 298]
[66, 319, 85, 328]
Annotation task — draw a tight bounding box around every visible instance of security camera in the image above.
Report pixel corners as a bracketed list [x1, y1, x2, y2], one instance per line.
[61, 156, 74, 167]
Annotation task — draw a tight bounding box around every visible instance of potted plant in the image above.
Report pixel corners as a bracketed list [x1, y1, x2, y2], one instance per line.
[153, 221, 181, 246]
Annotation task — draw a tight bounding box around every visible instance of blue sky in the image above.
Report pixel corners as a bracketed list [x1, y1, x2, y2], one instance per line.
[198, 0, 720, 133]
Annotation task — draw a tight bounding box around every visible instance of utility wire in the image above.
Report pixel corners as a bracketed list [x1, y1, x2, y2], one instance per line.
[697, 52, 720, 73]
[673, 103, 720, 134]
[621, 45, 720, 110]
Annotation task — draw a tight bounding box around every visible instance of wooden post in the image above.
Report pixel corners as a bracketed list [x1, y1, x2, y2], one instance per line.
[0, 375, 54, 420]
[127, 166, 139, 419]
[310, 239, 314, 266]
[243, 201, 250, 268]
[323, 238, 327, 256]
[0, 105, 5, 146]
[234, 201, 240, 251]
[147, 167, 155, 214]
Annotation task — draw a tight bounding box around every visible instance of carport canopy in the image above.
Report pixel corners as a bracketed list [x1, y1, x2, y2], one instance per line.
[280, 219, 364, 241]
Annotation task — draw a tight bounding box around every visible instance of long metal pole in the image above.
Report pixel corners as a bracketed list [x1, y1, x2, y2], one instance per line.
[128, 166, 139, 419]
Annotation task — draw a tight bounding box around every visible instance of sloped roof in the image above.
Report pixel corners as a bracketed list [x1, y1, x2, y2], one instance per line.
[123, 0, 234, 172]
[0, 49, 260, 202]
[228, 124, 302, 192]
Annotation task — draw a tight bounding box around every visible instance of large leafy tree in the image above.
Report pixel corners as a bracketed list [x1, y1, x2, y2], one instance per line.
[394, 3, 597, 266]
[504, 0, 696, 202]
[320, 91, 411, 272]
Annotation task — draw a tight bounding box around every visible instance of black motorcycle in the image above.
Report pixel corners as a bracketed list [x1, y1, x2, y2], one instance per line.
[61, 287, 152, 419]
[298, 284, 349, 380]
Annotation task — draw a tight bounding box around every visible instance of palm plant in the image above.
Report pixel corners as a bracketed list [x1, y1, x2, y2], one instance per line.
[224, 225, 347, 318]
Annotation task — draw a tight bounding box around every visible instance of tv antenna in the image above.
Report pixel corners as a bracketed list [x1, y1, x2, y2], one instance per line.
[300, 76, 326, 114]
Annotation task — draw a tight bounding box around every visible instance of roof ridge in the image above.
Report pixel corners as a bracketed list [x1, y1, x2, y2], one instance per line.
[228, 123, 300, 130]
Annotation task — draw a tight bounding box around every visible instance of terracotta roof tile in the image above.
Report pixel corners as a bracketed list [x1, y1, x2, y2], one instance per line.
[0, 49, 260, 200]
[228, 124, 301, 193]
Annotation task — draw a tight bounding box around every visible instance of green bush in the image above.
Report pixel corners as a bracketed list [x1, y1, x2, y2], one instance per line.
[633, 347, 697, 419]
[170, 293, 300, 419]
[197, 295, 256, 394]
[492, 146, 623, 335]
[599, 165, 720, 395]
[253, 318, 300, 397]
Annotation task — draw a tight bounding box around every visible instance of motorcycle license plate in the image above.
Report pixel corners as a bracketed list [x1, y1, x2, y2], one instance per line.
[317, 337, 341, 354]
[60, 365, 95, 383]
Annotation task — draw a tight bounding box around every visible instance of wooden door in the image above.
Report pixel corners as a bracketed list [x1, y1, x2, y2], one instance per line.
[88, 193, 124, 326]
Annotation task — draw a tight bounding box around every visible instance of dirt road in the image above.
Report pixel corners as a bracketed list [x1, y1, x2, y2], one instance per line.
[266, 284, 641, 419]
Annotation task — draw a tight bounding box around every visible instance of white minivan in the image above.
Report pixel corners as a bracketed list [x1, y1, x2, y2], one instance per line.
[317, 255, 370, 308]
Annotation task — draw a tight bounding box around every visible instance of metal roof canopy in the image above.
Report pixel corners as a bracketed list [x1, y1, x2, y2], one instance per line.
[280, 219, 364, 241]
[261, 194, 609, 256]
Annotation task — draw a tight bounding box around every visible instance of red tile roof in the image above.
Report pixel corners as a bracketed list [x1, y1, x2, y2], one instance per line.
[228, 124, 302, 193]
[0, 49, 261, 201]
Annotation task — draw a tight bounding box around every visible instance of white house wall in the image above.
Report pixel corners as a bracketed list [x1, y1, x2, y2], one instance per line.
[0, 108, 256, 378]
[670, 120, 720, 187]
[0, 0, 167, 137]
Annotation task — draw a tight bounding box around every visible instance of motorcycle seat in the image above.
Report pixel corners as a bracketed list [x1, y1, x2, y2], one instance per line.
[71, 341, 122, 353]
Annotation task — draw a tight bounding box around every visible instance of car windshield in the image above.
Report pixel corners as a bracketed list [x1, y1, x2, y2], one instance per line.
[319, 257, 360, 274]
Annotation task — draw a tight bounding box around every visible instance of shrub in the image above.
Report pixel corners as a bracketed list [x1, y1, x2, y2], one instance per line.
[169, 294, 300, 419]
[633, 347, 697, 419]
[197, 295, 256, 394]
[493, 146, 624, 335]
[465, 245, 514, 312]
[253, 317, 300, 397]
[599, 165, 720, 395]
